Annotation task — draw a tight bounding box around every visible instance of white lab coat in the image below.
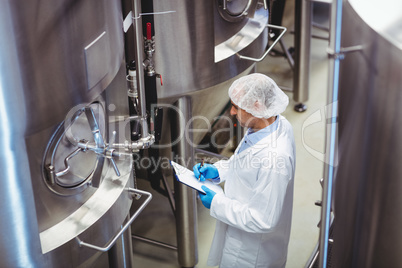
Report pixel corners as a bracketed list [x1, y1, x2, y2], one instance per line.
[208, 115, 296, 268]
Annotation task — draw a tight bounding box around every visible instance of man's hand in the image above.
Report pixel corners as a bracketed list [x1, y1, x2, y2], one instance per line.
[199, 186, 217, 209]
[193, 163, 219, 182]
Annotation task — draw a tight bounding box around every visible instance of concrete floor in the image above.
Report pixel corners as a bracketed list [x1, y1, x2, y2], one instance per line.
[130, 1, 330, 267]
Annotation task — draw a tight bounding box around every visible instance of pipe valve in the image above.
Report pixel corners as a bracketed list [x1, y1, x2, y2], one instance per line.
[143, 23, 156, 76]
[112, 134, 155, 153]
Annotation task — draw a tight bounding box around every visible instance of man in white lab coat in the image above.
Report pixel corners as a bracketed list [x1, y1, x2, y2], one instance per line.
[194, 73, 296, 268]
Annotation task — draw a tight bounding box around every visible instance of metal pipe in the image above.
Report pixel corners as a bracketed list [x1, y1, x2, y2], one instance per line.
[318, 0, 343, 267]
[161, 173, 176, 212]
[279, 86, 293, 92]
[171, 96, 198, 267]
[279, 39, 295, 70]
[263, 0, 268, 10]
[108, 216, 134, 268]
[312, 21, 330, 32]
[293, 0, 312, 108]
[112, 133, 155, 152]
[132, 235, 178, 250]
[132, 0, 149, 138]
[312, 34, 329, 41]
[222, 0, 227, 10]
[304, 243, 319, 268]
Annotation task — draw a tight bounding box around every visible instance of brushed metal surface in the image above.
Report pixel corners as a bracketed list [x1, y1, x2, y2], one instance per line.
[171, 97, 198, 267]
[293, 0, 312, 104]
[40, 155, 133, 253]
[332, 1, 402, 267]
[215, 7, 269, 62]
[5, 0, 123, 134]
[85, 31, 110, 90]
[349, 0, 402, 49]
[0, 0, 132, 266]
[152, 0, 268, 100]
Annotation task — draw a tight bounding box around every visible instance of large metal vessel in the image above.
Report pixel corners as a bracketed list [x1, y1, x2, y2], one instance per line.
[153, 0, 269, 99]
[319, 0, 402, 266]
[151, 0, 272, 143]
[0, 0, 145, 267]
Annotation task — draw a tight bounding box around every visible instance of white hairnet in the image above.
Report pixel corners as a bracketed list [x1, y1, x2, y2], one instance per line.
[228, 73, 289, 118]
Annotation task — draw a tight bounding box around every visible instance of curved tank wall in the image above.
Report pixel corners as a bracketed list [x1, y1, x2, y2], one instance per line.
[332, 0, 402, 266]
[150, 1, 269, 145]
[153, 0, 268, 100]
[0, 0, 133, 266]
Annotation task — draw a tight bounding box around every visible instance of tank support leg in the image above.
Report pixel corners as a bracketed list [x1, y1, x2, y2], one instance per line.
[293, 0, 312, 112]
[108, 216, 134, 268]
[171, 96, 198, 268]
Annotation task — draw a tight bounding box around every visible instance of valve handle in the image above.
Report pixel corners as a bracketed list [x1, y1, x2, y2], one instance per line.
[106, 132, 120, 177]
[84, 108, 121, 177]
[146, 22, 152, 40]
[109, 157, 121, 177]
[156, 73, 163, 86]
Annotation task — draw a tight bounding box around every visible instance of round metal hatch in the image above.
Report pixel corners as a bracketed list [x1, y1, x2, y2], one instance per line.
[43, 102, 106, 195]
[217, 0, 253, 22]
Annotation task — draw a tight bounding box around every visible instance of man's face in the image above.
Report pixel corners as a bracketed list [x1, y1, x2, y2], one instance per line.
[230, 100, 256, 128]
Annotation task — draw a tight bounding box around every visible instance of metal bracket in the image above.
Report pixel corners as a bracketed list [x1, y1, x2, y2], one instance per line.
[327, 45, 364, 60]
[76, 188, 152, 252]
[237, 24, 287, 62]
[55, 148, 84, 177]
[45, 147, 86, 185]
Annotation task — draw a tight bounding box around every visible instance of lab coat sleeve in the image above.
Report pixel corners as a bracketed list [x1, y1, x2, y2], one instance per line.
[209, 156, 293, 233]
[213, 156, 234, 183]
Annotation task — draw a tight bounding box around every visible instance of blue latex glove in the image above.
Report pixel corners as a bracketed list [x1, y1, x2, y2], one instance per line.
[193, 163, 219, 182]
[199, 186, 216, 209]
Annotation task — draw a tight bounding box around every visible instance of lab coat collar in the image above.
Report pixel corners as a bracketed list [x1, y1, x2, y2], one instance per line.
[234, 115, 283, 160]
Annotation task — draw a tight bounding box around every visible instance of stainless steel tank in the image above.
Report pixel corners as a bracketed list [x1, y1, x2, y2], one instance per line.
[329, 0, 402, 266]
[0, 0, 140, 266]
[152, 0, 270, 144]
[153, 0, 269, 99]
